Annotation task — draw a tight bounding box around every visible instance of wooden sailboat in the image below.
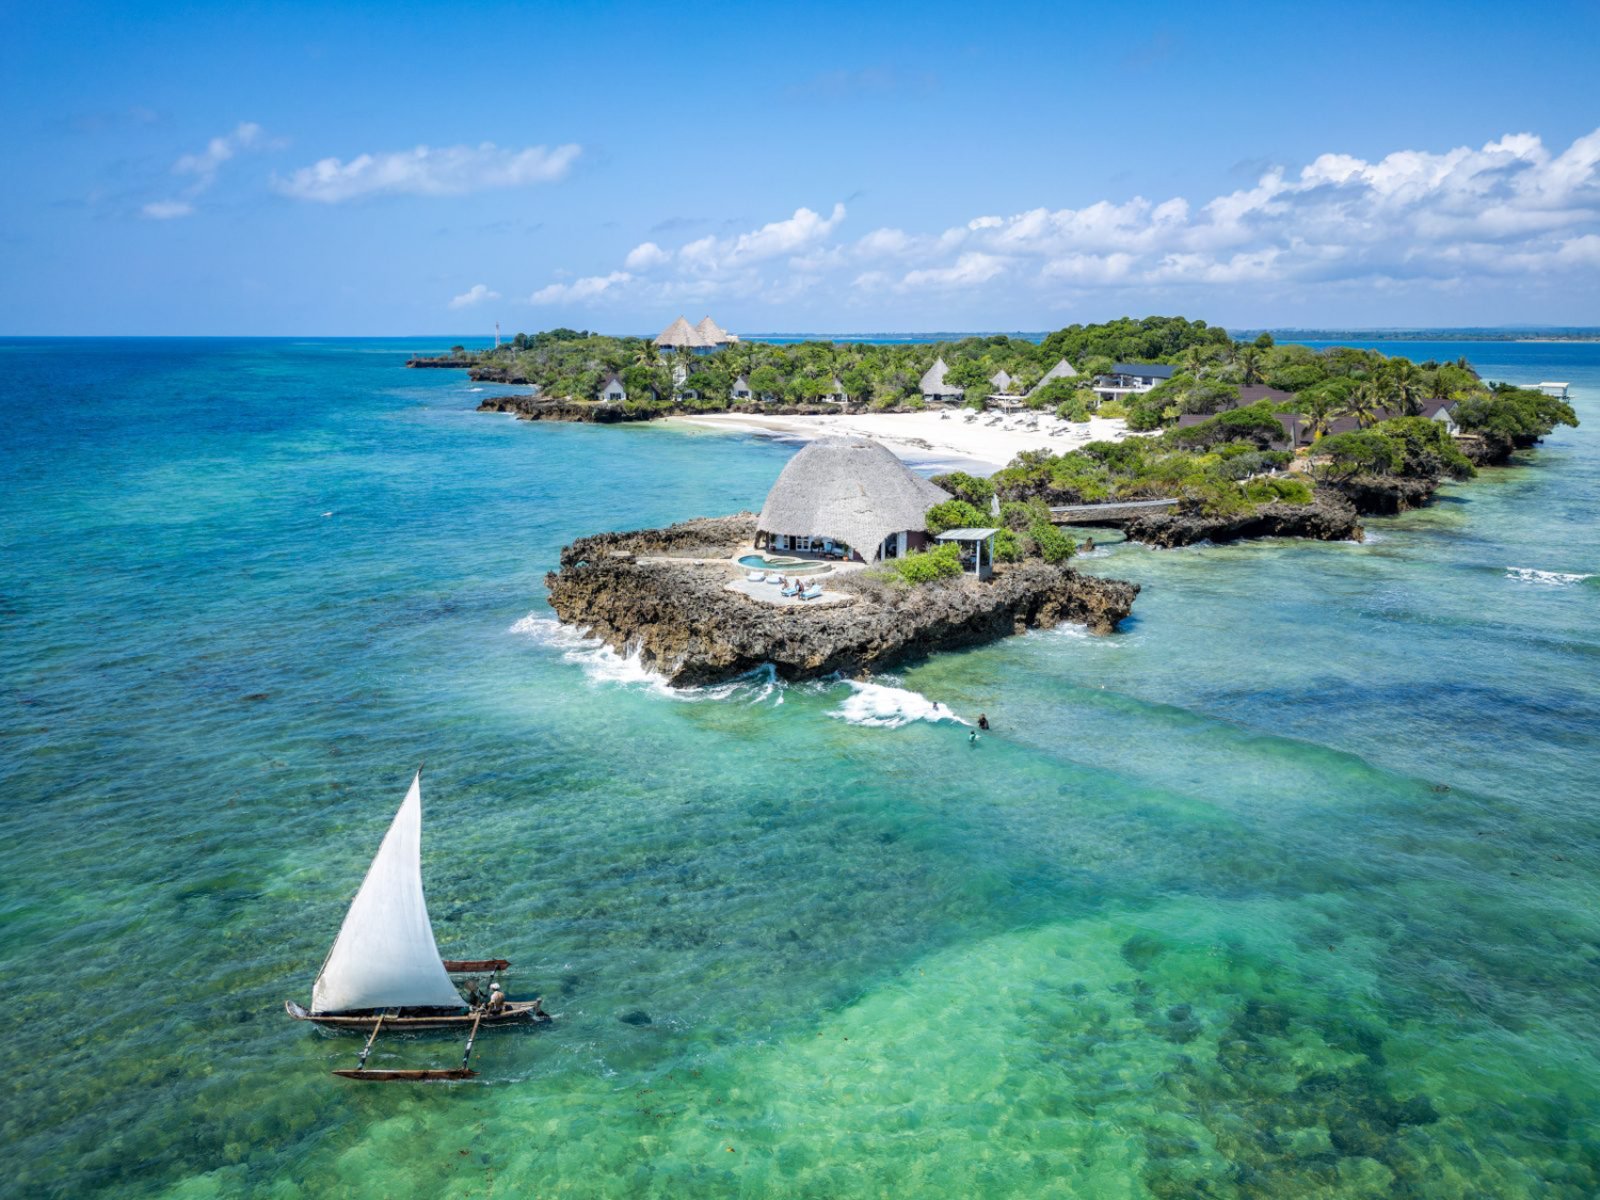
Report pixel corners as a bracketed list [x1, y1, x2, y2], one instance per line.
[284, 769, 546, 1080]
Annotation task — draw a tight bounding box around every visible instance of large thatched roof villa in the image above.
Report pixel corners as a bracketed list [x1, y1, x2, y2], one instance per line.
[755, 437, 950, 563]
[656, 315, 738, 355]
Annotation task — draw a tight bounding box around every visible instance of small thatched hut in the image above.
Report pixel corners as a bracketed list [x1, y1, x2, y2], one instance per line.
[1028, 358, 1078, 397]
[919, 357, 964, 404]
[756, 437, 950, 562]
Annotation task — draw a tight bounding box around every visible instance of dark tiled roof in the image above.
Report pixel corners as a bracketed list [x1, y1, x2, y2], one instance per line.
[1111, 362, 1177, 378]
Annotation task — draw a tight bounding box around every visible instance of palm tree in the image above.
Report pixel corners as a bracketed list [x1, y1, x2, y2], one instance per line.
[1344, 380, 1384, 428]
[1302, 393, 1343, 441]
[1180, 345, 1208, 379]
[1389, 360, 1425, 416]
[1237, 346, 1265, 386]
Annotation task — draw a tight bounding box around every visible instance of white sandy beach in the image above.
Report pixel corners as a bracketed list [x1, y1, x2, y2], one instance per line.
[669, 410, 1136, 472]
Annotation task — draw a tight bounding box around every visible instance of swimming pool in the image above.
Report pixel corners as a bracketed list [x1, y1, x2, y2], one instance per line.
[738, 554, 829, 575]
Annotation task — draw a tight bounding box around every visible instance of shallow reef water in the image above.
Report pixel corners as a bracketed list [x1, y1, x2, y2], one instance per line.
[0, 337, 1597, 1198]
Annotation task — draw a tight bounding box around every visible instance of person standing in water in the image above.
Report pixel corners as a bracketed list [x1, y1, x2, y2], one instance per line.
[978, 713, 990, 731]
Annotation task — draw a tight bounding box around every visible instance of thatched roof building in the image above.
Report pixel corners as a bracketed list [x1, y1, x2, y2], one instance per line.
[1028, 358, 1078, 395]
[919, 357, 964, 401]
[757, 437, 950, 562]
[656, 314, 738, 354]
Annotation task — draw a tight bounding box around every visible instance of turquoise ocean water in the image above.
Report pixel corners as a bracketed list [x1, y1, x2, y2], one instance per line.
[1, 338, 1596, 1198]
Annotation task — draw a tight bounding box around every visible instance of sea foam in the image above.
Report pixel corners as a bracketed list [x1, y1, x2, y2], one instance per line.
[828, 680, 969, 729]
[1505, 566, 1595, 586]
[508, 614, 785, 704]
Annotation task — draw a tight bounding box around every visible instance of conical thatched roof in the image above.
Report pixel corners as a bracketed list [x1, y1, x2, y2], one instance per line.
[990, 368, 1014, 390]
[757, 437, 950, 558]
[656, 316, 697, 348]
[919, 356, 963, 397]
[1028, 358, 1078, 394]
[694, 315, 736, 345]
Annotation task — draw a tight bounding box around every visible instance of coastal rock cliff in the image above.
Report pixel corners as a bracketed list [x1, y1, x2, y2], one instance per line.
[1125, 494, 1363, 548]
[546, 517, 1138, 687]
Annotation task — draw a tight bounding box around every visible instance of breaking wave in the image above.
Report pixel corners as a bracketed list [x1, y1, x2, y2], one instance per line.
[828, 681, 970, 729]
[507, 615, 785, 703]
[1505, 566, 1595, 586]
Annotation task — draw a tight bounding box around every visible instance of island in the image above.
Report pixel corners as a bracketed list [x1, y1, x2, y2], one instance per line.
[442, 314, 1579, 551]
[545, 438, 1138, 687]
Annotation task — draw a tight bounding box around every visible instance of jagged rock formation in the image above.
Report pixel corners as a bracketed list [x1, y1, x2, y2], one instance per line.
[1124, 494, 1364, 548]
[1322, 476, 1438, 516]
[546, 516, 1138, 687]
[479, 396, 647, 423]
[405, 355, 474, 369]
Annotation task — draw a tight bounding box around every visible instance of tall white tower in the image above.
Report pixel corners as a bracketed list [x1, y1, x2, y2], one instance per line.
[494, 321, 501, 348]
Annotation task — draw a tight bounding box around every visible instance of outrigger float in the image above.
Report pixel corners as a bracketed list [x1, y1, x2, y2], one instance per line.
[285, 768, 547, 1081]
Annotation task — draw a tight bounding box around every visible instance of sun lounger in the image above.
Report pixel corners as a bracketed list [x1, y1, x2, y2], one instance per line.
[799, 586, 824, 601]
[781, 583, 801, 597]
[746, 571, 766, 582]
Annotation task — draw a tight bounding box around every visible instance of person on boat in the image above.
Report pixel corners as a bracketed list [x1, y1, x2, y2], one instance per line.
[978, 713, 991, 731]
[485, 986, 507, 1015]
[530, 996, 549, 1021]
[465, 978, 485, 1007]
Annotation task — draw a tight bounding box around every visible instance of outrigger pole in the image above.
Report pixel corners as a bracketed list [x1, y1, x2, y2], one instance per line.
[461, 1011, 484, 1072]
[332, 1008, 483, 1082]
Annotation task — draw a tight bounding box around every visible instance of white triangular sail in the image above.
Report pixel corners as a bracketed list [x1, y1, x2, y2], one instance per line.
[311, 772, 465, 1014]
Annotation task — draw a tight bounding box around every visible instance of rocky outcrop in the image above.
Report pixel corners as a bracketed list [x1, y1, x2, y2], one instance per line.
[479, 396, 648, 423]
[1125, 494, 1363, 548]
[558, 515, 758, 567]
[406, 356, 474, 368]
[546, 517, 1138, 687]
[1323, 476, 1437, 516]
[1456, 431, 1517, 467]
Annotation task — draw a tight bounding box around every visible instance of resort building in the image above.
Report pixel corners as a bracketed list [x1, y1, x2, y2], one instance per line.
[1178, 392, 1463, 450]
[823, 377, 849, 406]
[754, 437, 951, 563]
[598, 372, 626, 402]
[1537, 381, 1570, 399]
[655, 315, 739, 356]
[1027, 358, 1078, 399]
[1092, 362, 1177, 404]
[730, 374, 753, 402]
[934, 527, 1000, 581]
[919, 357, 965, 405]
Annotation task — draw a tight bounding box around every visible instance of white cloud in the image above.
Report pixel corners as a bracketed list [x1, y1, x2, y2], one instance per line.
[530, 271, 631, 304]
[677, 203, 846, 272]
[141, 200, 195, 220]
[449, 283, 501, 309]
[515, 127, 1600, 312]
[142, 121, 269, 219]
[175, 122, 264, 186]
[274, 142, 580, 203]
[900, 252, 1007, 290]
[625, 241, 671, 270]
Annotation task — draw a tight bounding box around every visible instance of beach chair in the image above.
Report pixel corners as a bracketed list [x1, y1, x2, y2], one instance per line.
[799, 586, 824, 601]
[746, 571, 766, 582]
[781, 582, 801, 597]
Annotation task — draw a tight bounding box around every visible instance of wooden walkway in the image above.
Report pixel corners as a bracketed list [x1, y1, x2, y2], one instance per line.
[1048, 498, 1180, 525]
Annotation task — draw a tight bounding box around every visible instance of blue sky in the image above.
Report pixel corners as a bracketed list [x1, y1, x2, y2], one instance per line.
[4, 0, 1600, 335]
